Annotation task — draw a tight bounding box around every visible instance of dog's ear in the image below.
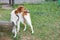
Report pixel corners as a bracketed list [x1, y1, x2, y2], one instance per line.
[17, 6, 24, 12]
[15, 10, 18, 15]
[23, 10, 28, 16]
[24, 10, 29, 13]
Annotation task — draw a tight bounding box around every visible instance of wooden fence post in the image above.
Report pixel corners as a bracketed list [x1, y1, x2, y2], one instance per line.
[9, 0, 14, 6]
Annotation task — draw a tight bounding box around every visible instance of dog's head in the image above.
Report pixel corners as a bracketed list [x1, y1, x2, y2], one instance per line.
[17, 6, 25, 12]
[15, 6, 25, 15]
[22, 9, 30, 16]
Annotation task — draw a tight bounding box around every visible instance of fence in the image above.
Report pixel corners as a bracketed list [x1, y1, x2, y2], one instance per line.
[0, 0, 45, 4]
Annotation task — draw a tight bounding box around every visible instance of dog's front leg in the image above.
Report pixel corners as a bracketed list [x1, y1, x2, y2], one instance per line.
[27, 21, 34, 34]
[29, 24, 34, 34]
[13, 25, 17, 38]
[23, 23, 26, 31]
[12, 21, 17, 38]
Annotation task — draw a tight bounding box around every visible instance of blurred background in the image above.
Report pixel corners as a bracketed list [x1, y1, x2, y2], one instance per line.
[0, 0, 60, 40]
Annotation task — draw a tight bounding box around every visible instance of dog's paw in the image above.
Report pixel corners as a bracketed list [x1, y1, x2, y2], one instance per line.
[13, 35, 16, 38]
[12, 29, 15, 33]
[17, 30, 19, 33]
[23, 28, 26, 31]
[32, 31, 34, 34]
[23, 29, 26, 31]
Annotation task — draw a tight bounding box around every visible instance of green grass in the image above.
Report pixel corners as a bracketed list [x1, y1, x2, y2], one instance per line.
[0, 2, 60, 40]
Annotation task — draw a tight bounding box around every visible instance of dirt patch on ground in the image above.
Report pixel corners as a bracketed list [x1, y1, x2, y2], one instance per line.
[20, 32, 41, 40]
[0, 32, 13, 40]
[21, 35, 32, 40]
[21, 35, 41, 40]
[0, 36, 12, 40]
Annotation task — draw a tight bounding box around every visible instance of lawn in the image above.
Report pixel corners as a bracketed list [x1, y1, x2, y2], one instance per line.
[0, 1, 60, 40]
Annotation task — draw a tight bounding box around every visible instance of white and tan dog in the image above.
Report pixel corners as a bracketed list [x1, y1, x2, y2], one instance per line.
[10, 6, 34, 38]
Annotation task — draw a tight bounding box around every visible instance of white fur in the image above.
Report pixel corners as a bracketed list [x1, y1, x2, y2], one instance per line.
[10, 9, 34, 38]
[10, 9, 20, 38]
[23, 13, 34, 33]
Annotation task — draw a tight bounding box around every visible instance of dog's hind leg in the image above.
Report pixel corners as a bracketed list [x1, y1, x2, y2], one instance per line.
[13, 25, 17, 38]
[23, 23, 26, 31]
[28, 23, 34, 34]
[24, 14, 34, 34]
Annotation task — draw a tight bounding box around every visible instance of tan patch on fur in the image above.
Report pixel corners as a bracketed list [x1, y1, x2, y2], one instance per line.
[14, 6, 25, 15]
[15, 10, 19, 15]
[22, 10, 28, 16]
[22, 10, 28, 24]
[14, 6, 29, 23]
[17, 6, 25, 13]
